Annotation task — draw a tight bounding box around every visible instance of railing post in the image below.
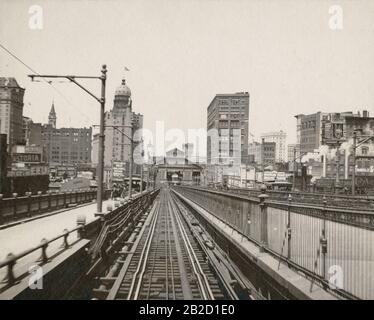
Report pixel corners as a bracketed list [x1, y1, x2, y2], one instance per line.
[77, 215, 87, 239]
[2, 253, 16, 285]
[287, 194, 292, 263]
[320, 196, 328, 280]
[37, 238, 49, 263]
[258, 185, 269, 252]
[12, 193, 18, 217]
[26, 192, 32, 217]
[61, 229, 69, 249]
[37, 191, 42, 212]
[63, 191, 67, 207]
[48, 191, 52, 210]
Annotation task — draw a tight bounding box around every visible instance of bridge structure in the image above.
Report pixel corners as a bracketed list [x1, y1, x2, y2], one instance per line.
[0, 185, 372, 300]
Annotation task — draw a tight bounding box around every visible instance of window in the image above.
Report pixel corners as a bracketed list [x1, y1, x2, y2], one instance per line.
[361, 147, 368, 155]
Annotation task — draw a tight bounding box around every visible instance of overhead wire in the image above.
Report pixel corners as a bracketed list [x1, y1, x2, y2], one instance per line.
[0, 42, 93, 123]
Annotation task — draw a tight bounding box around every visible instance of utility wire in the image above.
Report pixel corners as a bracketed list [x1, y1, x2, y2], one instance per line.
[0, 42, 92, 122]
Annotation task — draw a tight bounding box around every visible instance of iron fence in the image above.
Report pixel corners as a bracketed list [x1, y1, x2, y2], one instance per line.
[175, 186, 374, 300]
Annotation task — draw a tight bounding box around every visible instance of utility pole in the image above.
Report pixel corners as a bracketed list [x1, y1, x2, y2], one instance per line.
[245, 156, 248, 188]
[140, 155, 144, 193]
[146, 164, 149, 191]
[97, 65, 107, 213]
[352, 131, 357, 196]
[335, 148, 340, 193]
[128, 118, 133, 199]
[292, 147, 296, 191]
[261, 138, 265, 184]
[28, 64, 107, 213]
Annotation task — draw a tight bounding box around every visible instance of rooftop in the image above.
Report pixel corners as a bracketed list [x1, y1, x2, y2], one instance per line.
[0, 77, 23, 89]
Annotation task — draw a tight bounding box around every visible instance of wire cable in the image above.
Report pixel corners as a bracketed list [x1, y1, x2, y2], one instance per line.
[0, 42, 92, 122]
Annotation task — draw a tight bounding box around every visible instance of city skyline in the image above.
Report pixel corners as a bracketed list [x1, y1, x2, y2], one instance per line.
[1, 0, 374, 146]
[1, 0, 374, 304]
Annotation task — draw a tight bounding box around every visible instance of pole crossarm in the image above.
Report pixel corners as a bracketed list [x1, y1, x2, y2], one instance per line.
[28, 64, 107, 213]
[28, 74, 102, 103]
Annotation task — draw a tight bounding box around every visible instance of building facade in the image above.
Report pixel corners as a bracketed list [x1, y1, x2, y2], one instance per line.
[0, 77, 25, 150]
[261, 130, 286, 162]
[100, 79, 143, 167]
[248, 140, 276, 166]
[207, 92, 249, 165]
[287, 144, 301, 162]
[295, 112, 326, 154]
[295, 111, 362, 154]
[91, 78, 143, 185]
[40, 104, 92, 171]
[156, 147, 202, 185]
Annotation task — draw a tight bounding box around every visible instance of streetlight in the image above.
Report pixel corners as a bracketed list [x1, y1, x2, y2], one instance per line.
[28, 65, 107, 213]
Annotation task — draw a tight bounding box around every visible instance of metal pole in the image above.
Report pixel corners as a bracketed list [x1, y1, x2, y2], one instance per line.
[140, 164, 144, 193]
[97, 64, 107, 213]
[292, 147, 296, 191]
[245, 159, 248, 189]
[128, 120, 133, 199]
[261, 138, 265, 183]
[335, 149, 340, 194]
[352, 131, 357, 196]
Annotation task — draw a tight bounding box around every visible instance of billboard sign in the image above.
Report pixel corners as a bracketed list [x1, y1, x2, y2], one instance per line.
[12, 153, 41, 163]
[112, 161, 126, 181]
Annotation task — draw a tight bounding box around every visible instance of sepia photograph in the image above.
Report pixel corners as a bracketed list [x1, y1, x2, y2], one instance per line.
[0, 0, 373, 310]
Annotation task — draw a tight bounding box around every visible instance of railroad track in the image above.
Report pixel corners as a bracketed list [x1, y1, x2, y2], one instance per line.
[92, 188, 259, 300]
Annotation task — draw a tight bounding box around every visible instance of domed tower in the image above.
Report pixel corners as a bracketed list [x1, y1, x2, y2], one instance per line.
[48, 100, 57, 128]
[113, 78, 132, 111]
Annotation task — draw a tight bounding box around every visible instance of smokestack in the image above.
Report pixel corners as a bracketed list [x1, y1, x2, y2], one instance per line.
[322, 155, 327, 178]
[363, 110, 368, 118]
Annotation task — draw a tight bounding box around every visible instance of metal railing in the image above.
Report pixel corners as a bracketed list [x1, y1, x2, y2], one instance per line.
[205, 186, 374, 211]
[175, 185, 374, 300]
[0, 222, 86, 291]
[0, 190, 111, 225]
[0, 190, 158, 292]
[90, 190, 159, 260]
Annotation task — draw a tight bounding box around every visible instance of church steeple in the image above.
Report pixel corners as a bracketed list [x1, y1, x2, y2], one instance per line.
[48, 100, 56, 128]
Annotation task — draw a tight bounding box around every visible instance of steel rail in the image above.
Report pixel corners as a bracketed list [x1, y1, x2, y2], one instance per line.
[129, 200, 161, 300]
[168, 193, 215, 300]
[166, 198, 176, 299]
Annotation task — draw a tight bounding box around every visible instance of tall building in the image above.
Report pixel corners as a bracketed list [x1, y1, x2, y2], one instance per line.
[48, 101, 57, 128]
[100, 79, 143, 168]
[41, 103, 92, 167]
[0, 134, 7, 194]
[287, 144, 301, 162]
[295, 111, 364, 154]
[248, 140, 276, 166]
[261, 130, 287, 162]
[295, 112, 323, 154]
[207, 92, 249, 164]
[91, 78, 143, 186]
[0, 77, 25, 150]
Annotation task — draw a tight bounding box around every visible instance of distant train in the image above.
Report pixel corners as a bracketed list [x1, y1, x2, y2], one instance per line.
[171, 173, 181, 185]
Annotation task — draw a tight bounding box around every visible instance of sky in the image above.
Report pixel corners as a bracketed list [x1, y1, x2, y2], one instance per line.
[1, 0, 374, 151]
